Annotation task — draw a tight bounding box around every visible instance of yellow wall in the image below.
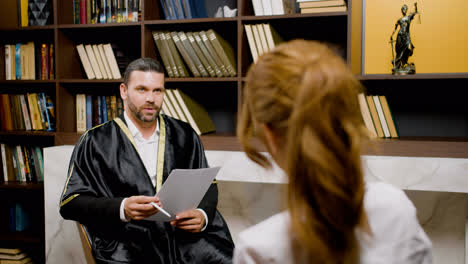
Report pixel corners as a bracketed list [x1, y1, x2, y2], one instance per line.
[364, 0, 468, 74]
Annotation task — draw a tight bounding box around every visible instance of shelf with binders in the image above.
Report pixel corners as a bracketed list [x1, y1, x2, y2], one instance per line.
[56, 25, 141, 80]
[143, 21, 238, 79]
[360, 77, 468, 158]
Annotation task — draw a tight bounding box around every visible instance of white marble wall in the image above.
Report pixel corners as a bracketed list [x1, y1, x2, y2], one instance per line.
[44, 147, 468, 264]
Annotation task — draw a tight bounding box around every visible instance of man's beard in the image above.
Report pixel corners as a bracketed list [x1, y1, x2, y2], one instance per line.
[127, 94, 159, 122]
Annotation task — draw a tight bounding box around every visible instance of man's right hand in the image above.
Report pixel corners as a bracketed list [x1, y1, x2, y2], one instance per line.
[124, 196, 161, 221]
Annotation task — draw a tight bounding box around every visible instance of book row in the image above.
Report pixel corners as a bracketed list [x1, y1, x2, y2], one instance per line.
[76, 43, 126, 80]
[152, 30, 236, 78]
[358, 94, 399, 139]
[18, 0, 53, 27]
[75, 90, 215, 135]
[251, 0, 296, 16]
[159, 0, 237, 20]
[0, 93, 55, 132]
[73, 0, 141, 24]
[0, 144, 44, 183]
[161, 89, 215, 135]
[4, 43, 54, 81]
[245, 23, 282, 62]
[76, 94, 124, 132]
[0, 247, 32, 264]
[297, 0, 347, 14]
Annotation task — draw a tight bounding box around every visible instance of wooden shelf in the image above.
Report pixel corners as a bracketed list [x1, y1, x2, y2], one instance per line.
[358, 73, 468, 80]
[0, 181, 43, 190]
[57, 22, 140, 29]
[165, 77, 239, 82]
[58, 79, 123, 83]
[0, 232, 42, 244]
[240, 12, 348, 21]
[144, 17, 238, 24]
[0, 80, 56, 84]
[365, 138, 468, 158]
[0, 131, 55, 136]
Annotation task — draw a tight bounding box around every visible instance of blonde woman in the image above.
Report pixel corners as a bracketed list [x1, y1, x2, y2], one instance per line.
[234, 40, 432, 264]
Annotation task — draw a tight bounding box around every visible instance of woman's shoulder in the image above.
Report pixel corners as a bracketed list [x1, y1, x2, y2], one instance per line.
[234, 211, 293, 263]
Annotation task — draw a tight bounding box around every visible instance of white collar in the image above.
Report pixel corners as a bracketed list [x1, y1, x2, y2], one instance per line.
[123, 111, 159, 141]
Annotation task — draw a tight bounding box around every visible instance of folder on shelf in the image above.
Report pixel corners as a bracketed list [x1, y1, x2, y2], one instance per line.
[357, 93, 377, 137]
[172, 88, 216, 135]
[198, 31, 229, 77]
[366, 95, 384, 138]
[378, 95, 399, 138]
[84, 44, 103, 79]
[103, 43, 122, 79]
[206, 29, 237, 77]
[373, 95, 391, 138]
[76, 44, 96, 79]
[166, 89, 189, 123]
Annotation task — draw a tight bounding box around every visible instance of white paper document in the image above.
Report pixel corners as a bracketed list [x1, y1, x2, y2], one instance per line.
[145, 167, 220, 222]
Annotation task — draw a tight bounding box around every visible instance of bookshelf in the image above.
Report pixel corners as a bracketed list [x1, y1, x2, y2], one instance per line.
[0, 0, 467, 262]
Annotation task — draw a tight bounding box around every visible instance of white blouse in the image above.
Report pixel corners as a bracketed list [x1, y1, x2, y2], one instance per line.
[233, 182, 433, 264]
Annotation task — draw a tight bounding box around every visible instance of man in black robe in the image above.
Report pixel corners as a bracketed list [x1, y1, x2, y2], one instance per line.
[59, 58, 234, 263]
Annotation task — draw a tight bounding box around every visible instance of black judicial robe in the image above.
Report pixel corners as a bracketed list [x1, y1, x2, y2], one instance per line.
[59, 114, 234, 264]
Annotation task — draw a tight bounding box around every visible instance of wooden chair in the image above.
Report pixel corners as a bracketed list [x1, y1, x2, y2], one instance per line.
[76, 222, 96, 264]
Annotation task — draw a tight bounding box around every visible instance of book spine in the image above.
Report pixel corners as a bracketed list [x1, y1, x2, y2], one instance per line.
[1, 144, 8, 182]
[74, 0, 81, 24]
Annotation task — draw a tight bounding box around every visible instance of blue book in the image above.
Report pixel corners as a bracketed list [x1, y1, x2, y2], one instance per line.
[190, 0, 207, 18]
[15, 44, 21, 80]
[9, 204, 15, 232]
[182, 0, 193, 19]
[40, 93, 55, 131]
[159, 0, 170, 19]
[97, 96, 102, 124]
[86, 95, 92, 129]
[15, 203, 30, 232]
[166, 0, 178, 20]
[101, 96, 108, 123]
[174, 0, 185, 19]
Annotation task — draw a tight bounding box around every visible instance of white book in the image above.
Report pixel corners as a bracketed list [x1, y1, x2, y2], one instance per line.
[84, 44, 103, 79]
[251, 0, 264, 16]
[103, 43, 122, 79]
[271, 0, 285, 15]
[373, 95, 391, 138]
[76, 44, 96, 79]
[19, 94, 32, 131]
[5, 45, 11, 80]
[357, 93, 377, 137]
[76, 94, 86, 132]
[172, 88, 201, 135]
[1, 144, 8, 181]
[98, 44, 113, 80]
[256, 24, 270, 53]
[15, 145, 26, 182]
[166, 89, 189, 123]
[244, 24, 259, 62]
[261, 0, 273, 15]
[251, 24, 265, 56]
[92, 44, 109, 79]
[163, 93, 179, 120]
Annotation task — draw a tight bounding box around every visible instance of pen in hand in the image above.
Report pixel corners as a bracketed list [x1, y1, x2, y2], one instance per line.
[150, 202, 171, 218]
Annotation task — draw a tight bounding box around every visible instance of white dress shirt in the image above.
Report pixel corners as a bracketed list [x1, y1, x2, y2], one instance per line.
[233, 181, 433, 264]
[119, 112, 208, 230]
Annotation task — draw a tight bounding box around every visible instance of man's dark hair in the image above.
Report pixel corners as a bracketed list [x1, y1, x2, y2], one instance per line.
[123, 58, 164, 85]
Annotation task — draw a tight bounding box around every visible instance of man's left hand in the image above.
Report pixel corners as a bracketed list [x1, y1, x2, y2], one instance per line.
[170, 209, 206, 233]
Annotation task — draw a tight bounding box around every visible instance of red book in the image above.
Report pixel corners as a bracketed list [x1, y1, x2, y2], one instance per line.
[80, 0, 87, 24]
